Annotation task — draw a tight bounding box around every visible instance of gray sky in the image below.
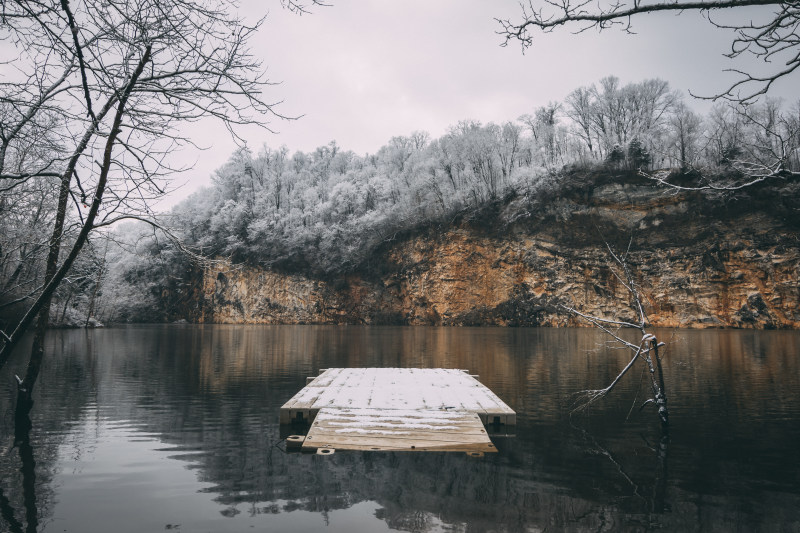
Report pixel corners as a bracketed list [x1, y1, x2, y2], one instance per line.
[159, 0, 797, 207]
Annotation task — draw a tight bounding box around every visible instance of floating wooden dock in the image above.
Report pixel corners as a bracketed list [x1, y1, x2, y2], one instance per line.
[279, 368, 515, 453]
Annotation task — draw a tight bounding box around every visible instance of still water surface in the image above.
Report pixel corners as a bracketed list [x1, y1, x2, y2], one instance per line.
[0, 325, 798, 532]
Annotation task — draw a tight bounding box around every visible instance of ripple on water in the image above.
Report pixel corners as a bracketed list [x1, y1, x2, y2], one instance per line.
[0, 325, 798, 533]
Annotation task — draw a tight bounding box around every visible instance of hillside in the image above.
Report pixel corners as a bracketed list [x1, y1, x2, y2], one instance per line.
[183, 173, 800, 329]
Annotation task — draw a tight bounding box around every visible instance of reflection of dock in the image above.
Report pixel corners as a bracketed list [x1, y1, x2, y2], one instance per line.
[279, 368, 515, 453]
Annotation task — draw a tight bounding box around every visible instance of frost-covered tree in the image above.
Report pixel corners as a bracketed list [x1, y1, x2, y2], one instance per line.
[668, 103, 704, 171]
[105, 76, 800, 320]
[0, 0, 299, 384]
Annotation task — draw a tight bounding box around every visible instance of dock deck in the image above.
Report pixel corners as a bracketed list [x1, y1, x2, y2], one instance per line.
[279, 368, 515, 453]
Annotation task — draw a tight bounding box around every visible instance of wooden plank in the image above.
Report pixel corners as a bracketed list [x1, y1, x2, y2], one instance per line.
[307, 427, 490, 444]
[306, 368, 343, 388]
[310, 407, 488, 433]
[467, 386, 516, 425]
[305, 437, 496, 453]
[279, 368, 341, 423]
[310, 438, 497, 453]
[279, 368, 516, 427]
[302, 408, 497, 453]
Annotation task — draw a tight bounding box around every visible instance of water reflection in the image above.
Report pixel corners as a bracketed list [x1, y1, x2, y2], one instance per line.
[0, 326, 798, 532]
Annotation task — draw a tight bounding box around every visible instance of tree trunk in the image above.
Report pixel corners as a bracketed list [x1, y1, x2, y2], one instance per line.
[0, 45, 151, 377]
[85, 241, 108, 327]
[11, 330, 41, 533]
[649, 338, 669, 432]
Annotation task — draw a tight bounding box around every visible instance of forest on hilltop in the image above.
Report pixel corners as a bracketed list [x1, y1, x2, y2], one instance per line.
[2, 76, 799, 325]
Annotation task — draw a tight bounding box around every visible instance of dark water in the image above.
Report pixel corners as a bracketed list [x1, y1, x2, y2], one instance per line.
[0, 325, 799, 532]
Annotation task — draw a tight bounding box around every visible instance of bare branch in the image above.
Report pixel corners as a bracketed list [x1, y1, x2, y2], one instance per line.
[91, 214, 227, 267]
[0, 172, 62, 180]
[280, 0, 331, 15]
[0, 43, 152, 365]
[59, 0, 97, 123]
[640, 100, 800, 189]
[497, 0, 797, 103]
[560, 241, 670, 430]
[571, 340, 644, 412]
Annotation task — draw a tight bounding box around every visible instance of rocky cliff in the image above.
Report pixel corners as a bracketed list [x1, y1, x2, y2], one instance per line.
[193, 174, 800, 329]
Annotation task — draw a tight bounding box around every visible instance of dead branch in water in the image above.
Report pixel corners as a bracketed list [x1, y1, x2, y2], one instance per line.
[563, 242, 670, 431]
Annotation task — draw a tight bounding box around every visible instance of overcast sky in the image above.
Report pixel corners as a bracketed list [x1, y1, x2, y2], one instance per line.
[158, 0, 797, 207]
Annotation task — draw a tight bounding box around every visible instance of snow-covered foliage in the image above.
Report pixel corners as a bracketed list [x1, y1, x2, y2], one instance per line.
[86, 77, 800, 320]
[165, 128, 551, 275]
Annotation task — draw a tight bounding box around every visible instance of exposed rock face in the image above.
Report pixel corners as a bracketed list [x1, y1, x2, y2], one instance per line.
[195, 178, 800, 329]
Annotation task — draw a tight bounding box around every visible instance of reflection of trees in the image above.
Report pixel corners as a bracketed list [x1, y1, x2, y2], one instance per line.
[11, 390, 39, 533]
[2, 326, 800, 532]
[0, 407, 32, 533]
[0, 332, 97, 533]
[92, 326, 800, 531]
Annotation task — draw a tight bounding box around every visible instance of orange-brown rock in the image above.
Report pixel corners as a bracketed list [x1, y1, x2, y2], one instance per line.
[196, 179, 800, 329]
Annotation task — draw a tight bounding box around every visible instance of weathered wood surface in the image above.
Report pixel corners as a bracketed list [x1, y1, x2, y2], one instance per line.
[280, 368, 516, 426]
[302, 407, 497, 453]
[280, 368, 515, 452]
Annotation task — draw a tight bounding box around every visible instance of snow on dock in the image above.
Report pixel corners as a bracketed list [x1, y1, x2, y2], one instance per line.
[279, 368, 515, 453]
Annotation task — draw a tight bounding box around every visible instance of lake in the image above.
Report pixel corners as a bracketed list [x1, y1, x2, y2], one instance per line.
[1, 325, 799, 532]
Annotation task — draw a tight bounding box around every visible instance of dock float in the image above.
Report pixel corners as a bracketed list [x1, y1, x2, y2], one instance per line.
[279, 368, 515, 453]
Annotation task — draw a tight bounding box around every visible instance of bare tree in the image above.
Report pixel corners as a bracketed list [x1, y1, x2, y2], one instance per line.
[563, 242, 669, 432]
[644, 100, 800, 190]
[0, 0, 286, 386]
[564, 86, 596, 157]
[667, 102, 704, 171]
[496, 0, 798, 103]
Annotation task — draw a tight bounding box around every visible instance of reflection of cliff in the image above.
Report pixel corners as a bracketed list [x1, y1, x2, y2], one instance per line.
[194, 181, 800, 329]
[2, 327, 799, 532]
[54, 330, 800, 530]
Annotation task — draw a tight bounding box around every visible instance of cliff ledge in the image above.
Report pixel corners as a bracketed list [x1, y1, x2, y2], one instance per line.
[193, 176, 800, 329]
